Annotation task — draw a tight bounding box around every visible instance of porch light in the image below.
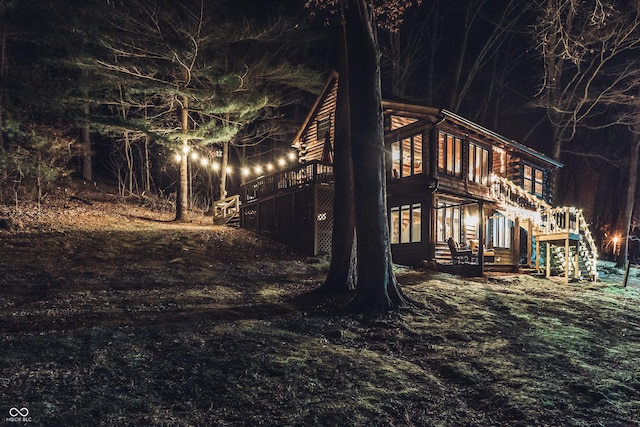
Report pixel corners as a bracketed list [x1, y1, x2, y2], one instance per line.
[278, 158, 286, 167]
[226, 166, 232, 174]
[200, 157, 209, 167]
[288, 152, 296, 161]
[212, 162, 220, 171]
[266, 163, 274, 172]
[255, 165, 263, 174]
[242, 167, 250, 176]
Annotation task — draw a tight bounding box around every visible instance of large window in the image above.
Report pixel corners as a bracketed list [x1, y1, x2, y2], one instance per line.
[436, 201, 463, 243]
[391, 204, 422, 244]
[438, 131, 462, 177]
[490, 214, 511, 248]
[468, 143, 490, 185]
[523, 165, 544, 197]
[391, 134, 423, 179]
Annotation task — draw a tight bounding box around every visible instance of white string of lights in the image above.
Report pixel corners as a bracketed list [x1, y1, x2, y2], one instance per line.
[173, 146, 299, 176]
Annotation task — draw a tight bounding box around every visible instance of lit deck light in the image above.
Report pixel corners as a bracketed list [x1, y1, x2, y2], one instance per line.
[200, 157, 209, 167]
[174, 154, 182, 162]
[212, 162, 220, 171]
[288, 152, 296, 161]
[242, 167, 250, 176]
[255, 165, 263, 174]
[278, 158, 286, 167]
[190, 152, 199, 161]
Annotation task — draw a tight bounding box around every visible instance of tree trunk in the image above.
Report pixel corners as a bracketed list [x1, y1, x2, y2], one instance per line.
[616, 135, 640, 268]
[175, 95, 189, 221]
[81, 69, 92, 181]
[321, 20, 356, 294]
[0, 27, 7, 191]
[220, 140, 229, 199]
[345, 1, 408, 313]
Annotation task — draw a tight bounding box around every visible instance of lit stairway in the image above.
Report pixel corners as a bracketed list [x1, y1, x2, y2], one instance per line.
[213, 195, 240, 228]
[491, 175, 598, 281]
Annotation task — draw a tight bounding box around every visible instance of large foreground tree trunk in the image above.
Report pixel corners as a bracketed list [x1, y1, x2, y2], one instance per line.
[346, 1, 407, 313]
[321, 22, 356, 294]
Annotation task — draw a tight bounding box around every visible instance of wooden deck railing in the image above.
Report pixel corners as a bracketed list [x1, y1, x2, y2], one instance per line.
[241, 160, 333, 203]
[492, 175, 598, 280]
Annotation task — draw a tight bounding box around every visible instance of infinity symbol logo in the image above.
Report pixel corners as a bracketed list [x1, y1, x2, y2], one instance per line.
[9, 407, 29, 417]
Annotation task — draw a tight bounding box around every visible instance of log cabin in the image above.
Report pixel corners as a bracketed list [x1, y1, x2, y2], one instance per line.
[239, 73, 598, 281]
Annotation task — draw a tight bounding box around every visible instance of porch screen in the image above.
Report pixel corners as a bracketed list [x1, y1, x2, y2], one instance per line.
[436, 201, 462, 243]
[390, 204, 421, 244]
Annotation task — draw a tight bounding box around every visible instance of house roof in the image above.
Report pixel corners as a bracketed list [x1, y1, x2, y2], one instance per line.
[293, 73, 563, 169]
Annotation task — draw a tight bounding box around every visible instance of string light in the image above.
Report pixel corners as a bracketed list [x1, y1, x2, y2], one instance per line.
[171, 148, 298, 178]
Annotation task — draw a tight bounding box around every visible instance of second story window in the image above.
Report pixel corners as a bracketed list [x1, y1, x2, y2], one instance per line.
[524, 165, 544, 197]
[438, 131, 462, 177]
[391, 133, 423, 179]
[468, 143, 490, 185]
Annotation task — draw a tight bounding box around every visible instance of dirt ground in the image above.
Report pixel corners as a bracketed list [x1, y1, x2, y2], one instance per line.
[1, 183, 639, 426]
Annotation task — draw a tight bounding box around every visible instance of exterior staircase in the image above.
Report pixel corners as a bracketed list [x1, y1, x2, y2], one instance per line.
[213, 195, 240, 228]
[491, 175, 598, 281]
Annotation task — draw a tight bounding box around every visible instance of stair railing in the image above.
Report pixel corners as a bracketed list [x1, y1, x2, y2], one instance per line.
[213, 195, 240, 223]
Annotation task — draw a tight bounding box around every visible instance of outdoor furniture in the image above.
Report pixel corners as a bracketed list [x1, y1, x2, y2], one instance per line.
[448, 237, 472, 265]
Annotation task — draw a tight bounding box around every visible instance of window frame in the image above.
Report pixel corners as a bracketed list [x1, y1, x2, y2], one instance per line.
[390, 203, 422, 244]
[438, 131, 463, 178]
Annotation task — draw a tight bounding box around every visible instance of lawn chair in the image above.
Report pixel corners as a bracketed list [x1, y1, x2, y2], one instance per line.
[447, 237, 472, 265]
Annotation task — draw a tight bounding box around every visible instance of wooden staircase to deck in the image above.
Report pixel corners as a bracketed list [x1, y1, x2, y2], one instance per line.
[213, 195, 240, 227]
[491, 175, 598, 281]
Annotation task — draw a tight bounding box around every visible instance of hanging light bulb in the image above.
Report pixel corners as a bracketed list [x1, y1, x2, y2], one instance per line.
[212, 162, 220, 172]
[200, 157, 209, 167]
[174, 153, 182, 162]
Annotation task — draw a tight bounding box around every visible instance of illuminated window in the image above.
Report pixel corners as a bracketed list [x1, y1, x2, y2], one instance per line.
[523, 165, 533, 192]
[468, 143, 490, 185]
[523, 165, 544, 197]
[534, 169, 544, 197]
[390, 203, 421, 244]
[391, 133, 423, 179]
[438, 131, 462, 177]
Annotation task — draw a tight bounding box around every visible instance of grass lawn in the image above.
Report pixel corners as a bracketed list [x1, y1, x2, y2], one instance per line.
[1, 187, 639, 426]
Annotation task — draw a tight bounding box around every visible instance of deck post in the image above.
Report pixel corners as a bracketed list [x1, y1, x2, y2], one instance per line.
[546, 242, 551, 279]
[479, 201, 484, 276]
[565, 237, 570, 283]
